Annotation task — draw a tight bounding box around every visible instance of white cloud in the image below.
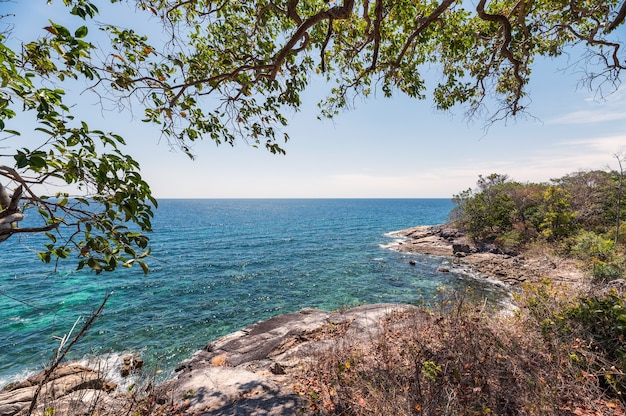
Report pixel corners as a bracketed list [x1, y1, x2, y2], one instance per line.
[549, 110, 626, 124]
[563, 135, 626, 155]
[549, 90, 626, 125]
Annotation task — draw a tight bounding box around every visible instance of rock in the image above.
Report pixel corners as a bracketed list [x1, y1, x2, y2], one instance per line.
[121, 355, 144, 377]
[409, 260, 417, 265]
[391, 225, 585, 287]
[156, 304, 419, 415]
[133, 356, 144, 370]
[452, 243, 471, 254]
[438, 267, 450, 273]
[0, 403, 23, 416]
[0, 363, 117, 416]
[269, 363, 286, 375]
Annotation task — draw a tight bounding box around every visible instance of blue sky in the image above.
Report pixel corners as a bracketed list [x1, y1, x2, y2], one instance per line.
[3, 1, 626, 198]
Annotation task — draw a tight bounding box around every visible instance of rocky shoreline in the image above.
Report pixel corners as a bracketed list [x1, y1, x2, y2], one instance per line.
[1, 225, 587, 415]
[391, 224, 586, 288]
[1, 304, 421, 416]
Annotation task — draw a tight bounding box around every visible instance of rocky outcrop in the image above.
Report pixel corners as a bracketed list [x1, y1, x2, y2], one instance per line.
[2, 305, 418, 416]
[155, 303, 418, 415]
[0, 363, 118, 416]
[393, 225, 461, 257]
[392, 225, 586, 287]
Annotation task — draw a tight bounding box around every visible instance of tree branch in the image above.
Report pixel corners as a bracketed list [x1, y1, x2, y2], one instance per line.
[270, 0, 355, 79]
[476, 0, 525, 114]
[28, 293, 111, 415]
[321, 19, 334, 73]
[605, 0, 626, 33]
[369, 0, 384, 70]
[395, 0, 457, 66]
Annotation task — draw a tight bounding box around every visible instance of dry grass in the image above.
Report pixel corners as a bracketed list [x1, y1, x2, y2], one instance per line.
[296, 288, 626, 415]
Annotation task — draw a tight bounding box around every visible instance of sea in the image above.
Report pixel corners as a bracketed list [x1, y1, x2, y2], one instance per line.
[0, 199, 509, 387]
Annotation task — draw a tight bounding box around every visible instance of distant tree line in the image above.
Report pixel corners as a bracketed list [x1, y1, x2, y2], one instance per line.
[450, 166, 626, 280]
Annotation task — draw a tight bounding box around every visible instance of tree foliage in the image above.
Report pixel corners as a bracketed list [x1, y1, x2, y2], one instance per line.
[2, 0, 626, 272]
[451, 168, 626, 279]
[0, 8, 155, 274]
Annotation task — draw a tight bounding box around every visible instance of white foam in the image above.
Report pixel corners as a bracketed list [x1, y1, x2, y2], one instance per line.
[379, 231, 410, 250]
[0, 350, 153, 392]
[75, 350, 148, 391]
[378, 239, 406, 249]
[384, 229, 410, 237]
[443, 264, 517, 313]
[0, 368, 39, 389]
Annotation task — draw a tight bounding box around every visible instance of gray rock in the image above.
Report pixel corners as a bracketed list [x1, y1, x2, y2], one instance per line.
[158, 304, 417, 415]
[452, 243, 471, 254]
[0, 363, 117, 416]
[0, 403, 23, 416]
[2, 305, 422, 415]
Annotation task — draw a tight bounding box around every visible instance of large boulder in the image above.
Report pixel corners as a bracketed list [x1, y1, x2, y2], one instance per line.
[452, 243, 472, 254]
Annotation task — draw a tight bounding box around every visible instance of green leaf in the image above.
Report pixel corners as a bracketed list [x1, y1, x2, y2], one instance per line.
[137, 259, 149, 275]
[29, 156, 47, 170]
[75, 26, 88, 38]
[14, 152, 28, 168]
[87, 257, 103, 271]
[38, 252, 52, 263]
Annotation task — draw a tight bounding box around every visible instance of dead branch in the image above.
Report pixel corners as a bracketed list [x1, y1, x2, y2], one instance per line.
[27, 293, 111, 415]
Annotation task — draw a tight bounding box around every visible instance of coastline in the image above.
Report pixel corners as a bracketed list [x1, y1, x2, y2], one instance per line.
[389, 224, 587, 289]
[1, 224, 590, 415]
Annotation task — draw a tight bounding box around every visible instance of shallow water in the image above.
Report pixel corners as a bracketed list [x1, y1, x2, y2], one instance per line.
[0, 199, 509, 385]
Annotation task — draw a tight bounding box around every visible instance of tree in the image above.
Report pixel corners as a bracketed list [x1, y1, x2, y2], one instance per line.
[2, 0, 626, 271]
[614, 153, 625, 245]
[553, 170, 616, 232]
[539, 186, 576, 240]
[451, 174, 519, 241]
[0, 8, 155, 274]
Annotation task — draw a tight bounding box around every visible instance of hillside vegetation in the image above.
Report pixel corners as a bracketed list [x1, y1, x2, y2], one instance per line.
[450, 170, 625, 282]
[299, 169, 626, 415]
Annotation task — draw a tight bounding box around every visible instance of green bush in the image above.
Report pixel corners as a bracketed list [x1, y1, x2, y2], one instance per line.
[592, 261, 623, 281]
[571, 230, 615, 262]
[553, 291, 626, 399]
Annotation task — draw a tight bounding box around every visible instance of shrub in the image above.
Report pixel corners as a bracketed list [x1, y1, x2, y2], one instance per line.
[549, 290, 626, 400]
[592, 261, 624, 281]
[300, 295, 579, 415]
[571, 230, 615, 262]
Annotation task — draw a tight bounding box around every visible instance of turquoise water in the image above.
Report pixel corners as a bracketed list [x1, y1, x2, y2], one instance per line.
[0, 199, 508, 385]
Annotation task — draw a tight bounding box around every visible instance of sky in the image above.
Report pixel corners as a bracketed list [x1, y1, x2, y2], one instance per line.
[3, 1, 626, 199]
